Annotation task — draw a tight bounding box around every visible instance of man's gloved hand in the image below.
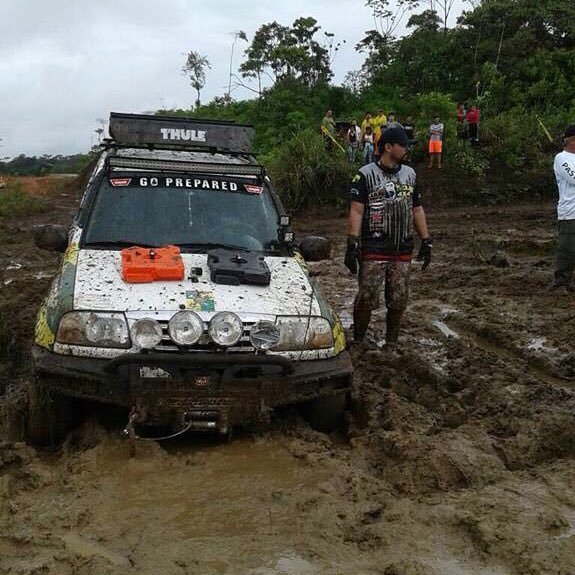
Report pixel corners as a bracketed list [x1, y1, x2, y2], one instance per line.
[417, 237, 433, 271]
[344, 235, 361, 275]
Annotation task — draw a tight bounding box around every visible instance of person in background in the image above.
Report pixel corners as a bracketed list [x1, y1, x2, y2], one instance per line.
[361, 113, 372, 138]
[361, 125, 374, 165]
[457, 103, 467, 139]
[427, 115, 444, 169]
[345, 126, 432, 347]
[466, 105, 480, 145]
[372, 109, 387, 142]
[321, 109, 336, 153]
[551, 124, 575, 293]
[346, 120, 362, 163]
[402, 115, 416, 151]
[384, 112, 403, 131]
[403, 116, 416, 161]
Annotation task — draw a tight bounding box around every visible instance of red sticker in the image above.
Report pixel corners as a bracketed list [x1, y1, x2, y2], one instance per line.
[110, 178, 132, 187]
[244, 184, 263, 195]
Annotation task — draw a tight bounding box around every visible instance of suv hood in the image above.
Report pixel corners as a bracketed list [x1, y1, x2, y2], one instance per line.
[73, 249, 320, 317]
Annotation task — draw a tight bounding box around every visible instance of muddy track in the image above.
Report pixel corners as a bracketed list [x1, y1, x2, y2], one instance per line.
[1, 179, 575, 574]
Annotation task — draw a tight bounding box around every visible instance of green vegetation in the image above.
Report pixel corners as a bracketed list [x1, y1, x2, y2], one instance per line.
[265, 130, 354, 211]
[0, 182, 44, 218]
[167, 0, 573, 209]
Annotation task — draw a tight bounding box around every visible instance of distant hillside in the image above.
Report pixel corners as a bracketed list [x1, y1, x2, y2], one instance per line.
[0, 153, 93, 176]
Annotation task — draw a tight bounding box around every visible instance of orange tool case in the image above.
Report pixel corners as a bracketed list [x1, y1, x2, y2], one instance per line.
[121, 245, 185, 283]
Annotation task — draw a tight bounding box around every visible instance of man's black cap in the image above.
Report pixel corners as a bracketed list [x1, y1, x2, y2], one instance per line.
[379, 126, 409, 148]
[564, 125, 575, 139]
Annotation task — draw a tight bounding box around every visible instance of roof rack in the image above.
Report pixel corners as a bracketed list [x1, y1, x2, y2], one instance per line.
[107, 156, 265, 178]
[108, 112, 255, 153]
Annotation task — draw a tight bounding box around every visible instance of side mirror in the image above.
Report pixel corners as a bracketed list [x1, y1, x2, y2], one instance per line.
[299, 236, 331, 262]
[33, 224, 68, 253]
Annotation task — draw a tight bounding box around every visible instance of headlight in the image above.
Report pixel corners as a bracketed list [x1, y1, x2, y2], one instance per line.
[250, 320, 281, 351]
[56, 312, 130, 348]
[132, 319, 163, 350]
[168, 311, 204, 346]
[274, 316, 333, 351]
[208, 311, 243, 347]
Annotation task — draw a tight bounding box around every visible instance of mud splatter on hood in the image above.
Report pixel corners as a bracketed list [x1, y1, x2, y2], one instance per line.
[73, 249, 320, 317]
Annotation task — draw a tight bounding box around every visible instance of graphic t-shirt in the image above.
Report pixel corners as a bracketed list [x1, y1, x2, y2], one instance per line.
[403, 123, 415, 140]
[554, 150, 575, 220]
[429, 123, 444, 141]
[349, 162, 421, 259]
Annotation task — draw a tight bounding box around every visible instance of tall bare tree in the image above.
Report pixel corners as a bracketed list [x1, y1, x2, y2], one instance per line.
[182, 51, 211, 110]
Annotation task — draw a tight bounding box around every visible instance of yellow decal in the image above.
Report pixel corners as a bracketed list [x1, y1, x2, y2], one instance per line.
[352, 174, 361, 183]
[292, 251, 309, 273]
[63, 243, 79, 267]
[35, 303, 55, 348]
[332, 316, 346, 355]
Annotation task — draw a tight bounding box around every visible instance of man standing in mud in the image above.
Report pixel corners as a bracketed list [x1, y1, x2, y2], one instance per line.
[344, 126, 432, 346]
[552, 124, 575, 292]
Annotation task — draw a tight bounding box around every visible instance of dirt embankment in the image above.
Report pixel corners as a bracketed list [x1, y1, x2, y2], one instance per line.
[1, 174, 575, 574]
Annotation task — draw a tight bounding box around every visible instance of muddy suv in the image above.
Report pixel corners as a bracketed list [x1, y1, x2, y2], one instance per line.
[30, 112, 352, 444]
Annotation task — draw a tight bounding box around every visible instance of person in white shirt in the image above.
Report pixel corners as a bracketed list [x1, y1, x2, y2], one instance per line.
[552, 124, 575, 291]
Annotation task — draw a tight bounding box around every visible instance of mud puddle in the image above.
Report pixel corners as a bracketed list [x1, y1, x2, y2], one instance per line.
[434, 312, 575, 391]
[3, 185, 575, 574]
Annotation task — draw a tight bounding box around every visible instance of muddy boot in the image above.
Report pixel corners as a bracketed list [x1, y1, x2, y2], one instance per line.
[353, 308, 371, 343]
[385, 309, 403, 346]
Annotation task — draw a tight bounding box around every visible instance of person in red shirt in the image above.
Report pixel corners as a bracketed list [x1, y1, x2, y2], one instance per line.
[457, 103, 466, 139]
[466, 105, 480, 145]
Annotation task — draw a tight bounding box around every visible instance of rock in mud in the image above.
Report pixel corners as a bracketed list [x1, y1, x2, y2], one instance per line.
[299, 235, 331, 261]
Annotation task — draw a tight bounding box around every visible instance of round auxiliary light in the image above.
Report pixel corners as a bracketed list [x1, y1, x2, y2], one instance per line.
[250, 320, 281, 351]
[168, 311, 204, 346]
[208, 312, 243, 347]
[132, 319, 163, 350]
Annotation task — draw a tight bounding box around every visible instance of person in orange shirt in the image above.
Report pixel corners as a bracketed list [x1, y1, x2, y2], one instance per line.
[427, 115, 444, 169]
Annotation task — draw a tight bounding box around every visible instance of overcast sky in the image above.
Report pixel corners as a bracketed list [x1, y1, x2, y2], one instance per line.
[0, 0, 463, 159]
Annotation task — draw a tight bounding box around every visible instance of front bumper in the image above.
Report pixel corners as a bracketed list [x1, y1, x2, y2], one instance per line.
[32, 346, 353, 429]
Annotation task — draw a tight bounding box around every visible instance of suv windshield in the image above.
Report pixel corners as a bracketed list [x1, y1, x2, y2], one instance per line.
[83, 173, 280, 251]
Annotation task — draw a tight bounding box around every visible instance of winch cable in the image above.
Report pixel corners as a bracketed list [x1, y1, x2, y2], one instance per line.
[123, 417, 193, 442]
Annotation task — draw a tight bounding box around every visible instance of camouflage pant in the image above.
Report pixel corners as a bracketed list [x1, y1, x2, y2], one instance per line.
[354, 260, 411, 312]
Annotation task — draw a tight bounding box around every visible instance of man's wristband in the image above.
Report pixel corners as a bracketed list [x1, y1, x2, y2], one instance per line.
[421, 237, 433, 247]
[347, 235, 361, 246]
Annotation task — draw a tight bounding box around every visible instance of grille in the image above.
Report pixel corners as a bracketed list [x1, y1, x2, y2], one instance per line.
[155, 320, 256, 353]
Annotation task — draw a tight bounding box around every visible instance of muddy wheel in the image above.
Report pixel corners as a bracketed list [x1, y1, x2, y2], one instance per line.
[300, 392, 349, 433]
[27, 379, 79, 447]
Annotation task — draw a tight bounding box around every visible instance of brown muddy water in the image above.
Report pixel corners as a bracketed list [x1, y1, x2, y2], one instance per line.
[1, 177, 575, 574]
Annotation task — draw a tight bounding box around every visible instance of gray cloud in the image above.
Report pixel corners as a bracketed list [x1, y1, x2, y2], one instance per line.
[0, 0, 462, 158]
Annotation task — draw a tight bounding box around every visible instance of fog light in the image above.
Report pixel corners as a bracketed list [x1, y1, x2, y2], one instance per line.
[250, 320, 280, 350]
[132, 319, 163, 350]
[169, 311, 203, 346]
[208, 312, 243, 347]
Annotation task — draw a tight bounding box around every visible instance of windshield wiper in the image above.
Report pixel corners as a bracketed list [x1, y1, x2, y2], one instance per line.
[84, 240, 158, 248]
[176, 242, 251, 252]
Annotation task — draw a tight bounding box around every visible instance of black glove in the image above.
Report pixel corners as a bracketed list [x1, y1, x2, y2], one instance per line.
[417, 238, 433, 271]
[344, 235, 361, 275]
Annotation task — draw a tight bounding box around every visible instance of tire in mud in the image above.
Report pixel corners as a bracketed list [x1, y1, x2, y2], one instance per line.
[27, 379, 80, 447]
[300, 391, 349, 433]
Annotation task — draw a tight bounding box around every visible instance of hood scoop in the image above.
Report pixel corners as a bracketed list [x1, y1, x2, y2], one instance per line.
[207, 249, 271, 286]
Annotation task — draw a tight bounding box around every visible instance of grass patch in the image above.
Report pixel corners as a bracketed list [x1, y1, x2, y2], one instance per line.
[0, 182, 45, 218]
